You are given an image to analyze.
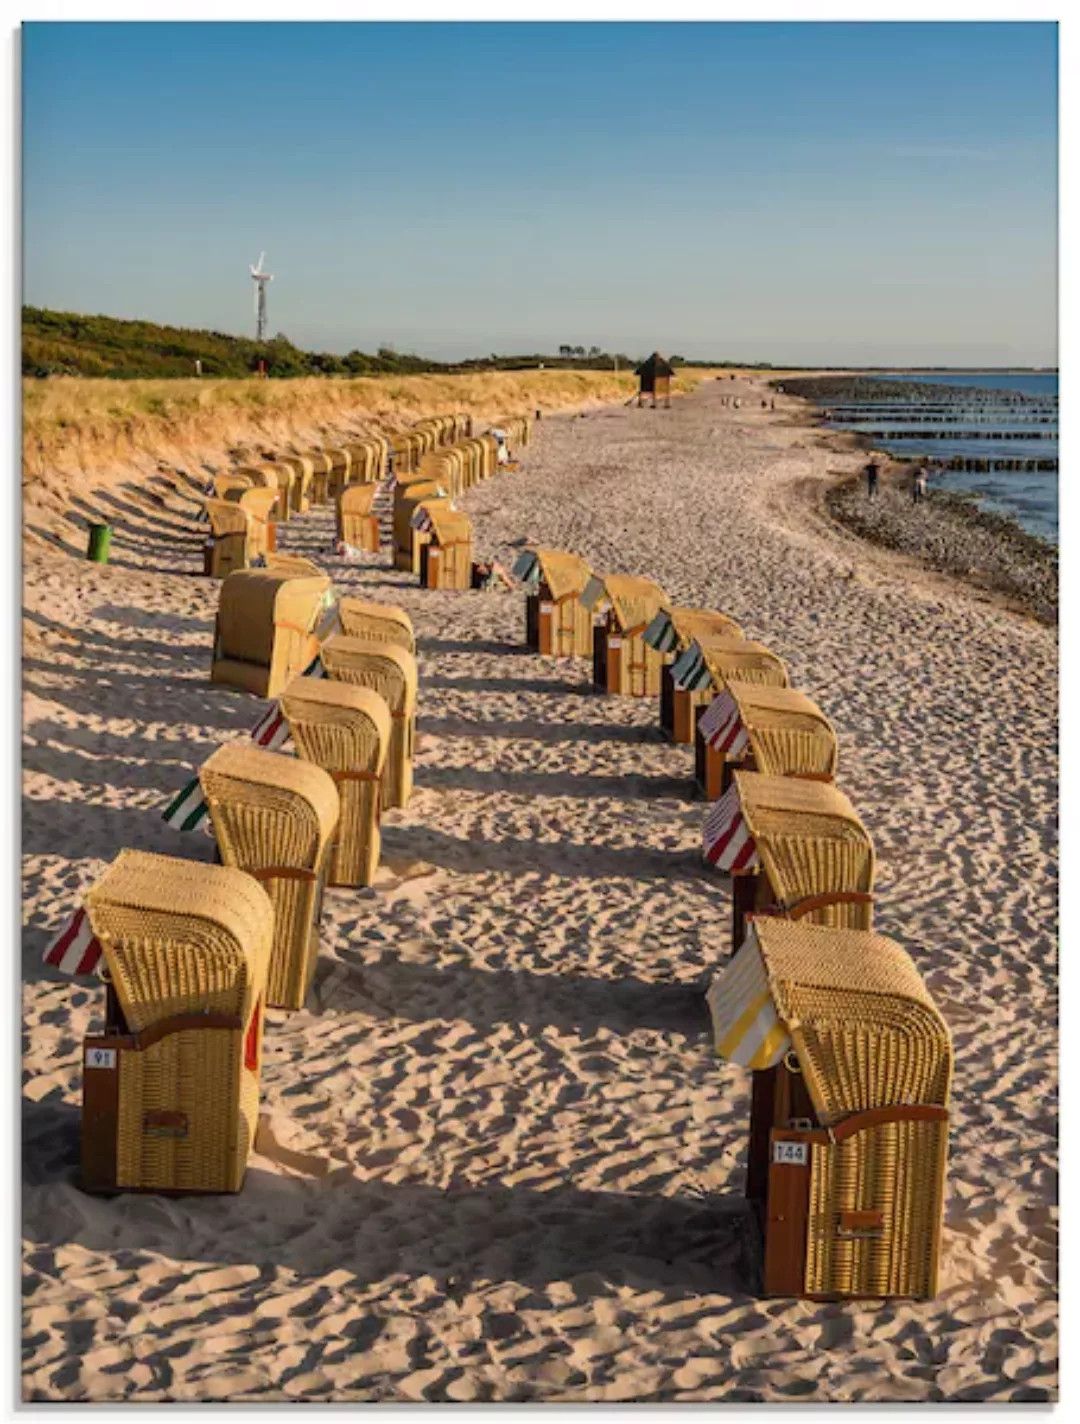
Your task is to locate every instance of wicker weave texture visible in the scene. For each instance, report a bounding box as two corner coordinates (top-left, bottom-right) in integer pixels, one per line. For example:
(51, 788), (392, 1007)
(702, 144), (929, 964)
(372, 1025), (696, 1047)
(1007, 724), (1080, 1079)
(669, 607), (744, 648)
(320, 634), (417, 808)
(211, 570), (329, 700)
(201, 743), (339, 1011)
(698, 636), (790, 690)
(736, 771), (874, 926)
(280, 676), (391, 887)
(729, 682), (839, 779)
(338, 598), (416, 653)
(85, 850), (273, 1193)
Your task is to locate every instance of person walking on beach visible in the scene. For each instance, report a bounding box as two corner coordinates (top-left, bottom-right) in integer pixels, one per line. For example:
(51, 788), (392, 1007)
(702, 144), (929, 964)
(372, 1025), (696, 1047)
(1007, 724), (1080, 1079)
(912, 466), (928, 504)
(865, 457), (880, 500)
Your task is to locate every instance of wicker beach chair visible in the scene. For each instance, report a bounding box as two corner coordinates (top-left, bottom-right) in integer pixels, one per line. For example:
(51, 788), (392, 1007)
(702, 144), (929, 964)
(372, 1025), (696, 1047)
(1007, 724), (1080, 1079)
(210, 569), (330, 699)
(707, 918), (952, 1300)
(80, 850), (273, 1195)
(701, 683), (839, 788)
(420, 507), (474, 590)
(307, 451), (334, 506)
(200, 743), (339, 1011)
(680, 636), (791, 798)
(320, 633), (417, 809)
(703, 769), (874, 952)
(646, 606), (745, 743)
(583, 573), (669, 697)
(336, 484), (380, 552)
(343, 438), (384, 487)
(204, 499), (254, 579)
(338, 597), (416, 654)
(514, 548), (596, 658)
(274, 455), (313, 515)
(280, 676), (392, 887)
(393, 479), (448, 572)
(238, 486), (279, 559)
(262, 553), (326, 580)
(214, 471), (255, 502)
(324, 447), (351, 501)
(236, 464), (284, 522)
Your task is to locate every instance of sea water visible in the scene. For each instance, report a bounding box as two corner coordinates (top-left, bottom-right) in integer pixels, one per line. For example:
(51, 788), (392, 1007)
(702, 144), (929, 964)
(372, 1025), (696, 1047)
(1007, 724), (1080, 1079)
(845, 372), (1059, 543)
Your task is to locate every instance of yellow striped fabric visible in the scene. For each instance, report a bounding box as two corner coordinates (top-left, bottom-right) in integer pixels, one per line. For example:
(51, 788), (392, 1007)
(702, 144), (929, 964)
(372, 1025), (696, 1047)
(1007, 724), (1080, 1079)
(706, 928), (792, 1069)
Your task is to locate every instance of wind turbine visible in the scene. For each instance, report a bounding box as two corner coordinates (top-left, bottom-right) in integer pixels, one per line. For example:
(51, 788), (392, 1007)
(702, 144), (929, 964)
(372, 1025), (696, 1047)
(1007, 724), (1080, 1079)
(250, 252), (273, 343)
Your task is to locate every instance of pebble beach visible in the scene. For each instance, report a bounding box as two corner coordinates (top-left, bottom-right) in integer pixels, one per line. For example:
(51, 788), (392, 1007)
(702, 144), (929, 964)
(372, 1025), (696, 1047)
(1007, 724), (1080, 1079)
(21, 376), (1058, 1402)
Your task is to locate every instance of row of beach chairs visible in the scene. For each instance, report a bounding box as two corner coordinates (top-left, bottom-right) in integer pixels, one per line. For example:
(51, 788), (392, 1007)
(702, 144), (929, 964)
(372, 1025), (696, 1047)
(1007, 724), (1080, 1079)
(45, 408), (532, 1201)
(511, 545), (952, 1304)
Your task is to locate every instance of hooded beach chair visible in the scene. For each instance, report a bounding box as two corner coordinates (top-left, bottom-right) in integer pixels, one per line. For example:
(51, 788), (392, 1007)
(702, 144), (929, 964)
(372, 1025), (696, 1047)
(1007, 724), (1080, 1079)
(210, 568), (330, 699)
(699, 684), (839, 792)
(215, 471), (255, 502)
(204, 499), (254, 579)
(320, 633), (417, 809)
(324, 447), (351, 501)
(236, 464), (284, 522)
(703, 769), (874, 953)
(280, 676), (391, 887)
(262, 553), (326, 580)
(338, 597), (416, 654)
(274, 455), (313, 515)
(200, 743), (339, 1011)
(343, 437), (384, 487)
(238, 486), (279, 558)
(645, 606), (745, 743)
(676, 636), (790, 798)
(582, 573), (669, 697)
(307, 450), (334, 506)
(707, 918), (952, 1300)
(80, 850), (272, 1195)
(420, 507), (474, 590)
(336, 484), (380, 552)
(514, 548), (595, 658)
(393, 478), (448, 572)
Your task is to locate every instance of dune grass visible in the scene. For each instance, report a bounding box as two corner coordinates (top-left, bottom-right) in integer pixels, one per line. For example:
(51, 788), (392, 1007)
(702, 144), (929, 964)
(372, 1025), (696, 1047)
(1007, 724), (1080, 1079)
(22, 367), (716, 494)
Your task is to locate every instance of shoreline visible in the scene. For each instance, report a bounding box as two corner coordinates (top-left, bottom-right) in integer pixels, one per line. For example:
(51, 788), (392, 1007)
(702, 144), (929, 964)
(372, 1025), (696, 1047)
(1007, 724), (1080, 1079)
(771, 382), (1057, 627)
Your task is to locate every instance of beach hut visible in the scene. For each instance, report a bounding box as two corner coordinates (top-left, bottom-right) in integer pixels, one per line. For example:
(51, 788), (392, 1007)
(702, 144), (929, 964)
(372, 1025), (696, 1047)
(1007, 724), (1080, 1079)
(707, 918), (952, 1299)
(320, 633), (417, 808)
(203, 499), (254, 579)
(703, 770), (874, 952)
(582, 573), (669, 696)
(200, 744), (339, 1011)
(419, 507), (475, 591)
(80, 850), (273, 1195)
(280, 676), (391, 887)
(337, 484), (380, 552)
(669, 636), (790, 798)
(699, 684), (838, 791)
(513, 548), (595, 658)
(636, 352), (674, 409)
(338, 597), (416, 654)
(645, 607), (745, 743)
(238, 486), (278, 558)
(210, 569), (330, 699)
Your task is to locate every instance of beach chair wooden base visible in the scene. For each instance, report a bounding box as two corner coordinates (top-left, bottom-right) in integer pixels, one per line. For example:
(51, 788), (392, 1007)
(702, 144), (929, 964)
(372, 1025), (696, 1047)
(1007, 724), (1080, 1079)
(591, 622), (622, 692)
(695, 715), (725, 800)
(266, 523), (277, 553)
(420, 543), (471, 591)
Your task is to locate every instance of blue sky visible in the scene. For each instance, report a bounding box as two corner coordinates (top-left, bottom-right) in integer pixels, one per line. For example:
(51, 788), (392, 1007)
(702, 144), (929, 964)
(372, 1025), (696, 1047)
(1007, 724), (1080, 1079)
(22, 21), (1058, 365)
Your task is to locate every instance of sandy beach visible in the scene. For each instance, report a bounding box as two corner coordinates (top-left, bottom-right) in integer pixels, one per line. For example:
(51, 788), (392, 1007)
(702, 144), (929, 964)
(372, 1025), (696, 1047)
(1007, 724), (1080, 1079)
(22, 376), (1057, 1402)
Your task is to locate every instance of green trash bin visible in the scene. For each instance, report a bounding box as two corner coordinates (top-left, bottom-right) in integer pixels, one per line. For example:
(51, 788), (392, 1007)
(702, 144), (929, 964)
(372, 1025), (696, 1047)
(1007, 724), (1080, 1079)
(87, 523), (112, 564)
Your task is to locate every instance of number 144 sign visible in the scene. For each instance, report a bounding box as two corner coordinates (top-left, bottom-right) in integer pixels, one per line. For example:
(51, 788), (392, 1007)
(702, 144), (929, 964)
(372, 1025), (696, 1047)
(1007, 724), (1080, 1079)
(773, 1140), (809, 1166)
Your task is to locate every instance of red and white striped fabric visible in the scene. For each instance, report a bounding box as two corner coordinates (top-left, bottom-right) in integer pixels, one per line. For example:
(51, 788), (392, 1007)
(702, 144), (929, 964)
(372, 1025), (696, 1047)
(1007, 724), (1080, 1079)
(702, 783), (759, 871)
(699, 687), (750, 758)
(42, 907), (103, 977)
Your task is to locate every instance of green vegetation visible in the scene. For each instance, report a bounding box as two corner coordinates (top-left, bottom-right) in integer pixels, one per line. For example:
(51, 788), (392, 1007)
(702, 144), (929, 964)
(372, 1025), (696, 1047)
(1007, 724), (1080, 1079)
(22, 307), (646, 380)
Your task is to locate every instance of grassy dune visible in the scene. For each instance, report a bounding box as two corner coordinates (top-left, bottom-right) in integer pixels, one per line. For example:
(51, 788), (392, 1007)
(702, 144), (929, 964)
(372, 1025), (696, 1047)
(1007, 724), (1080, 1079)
(23, 367), (721, 506)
